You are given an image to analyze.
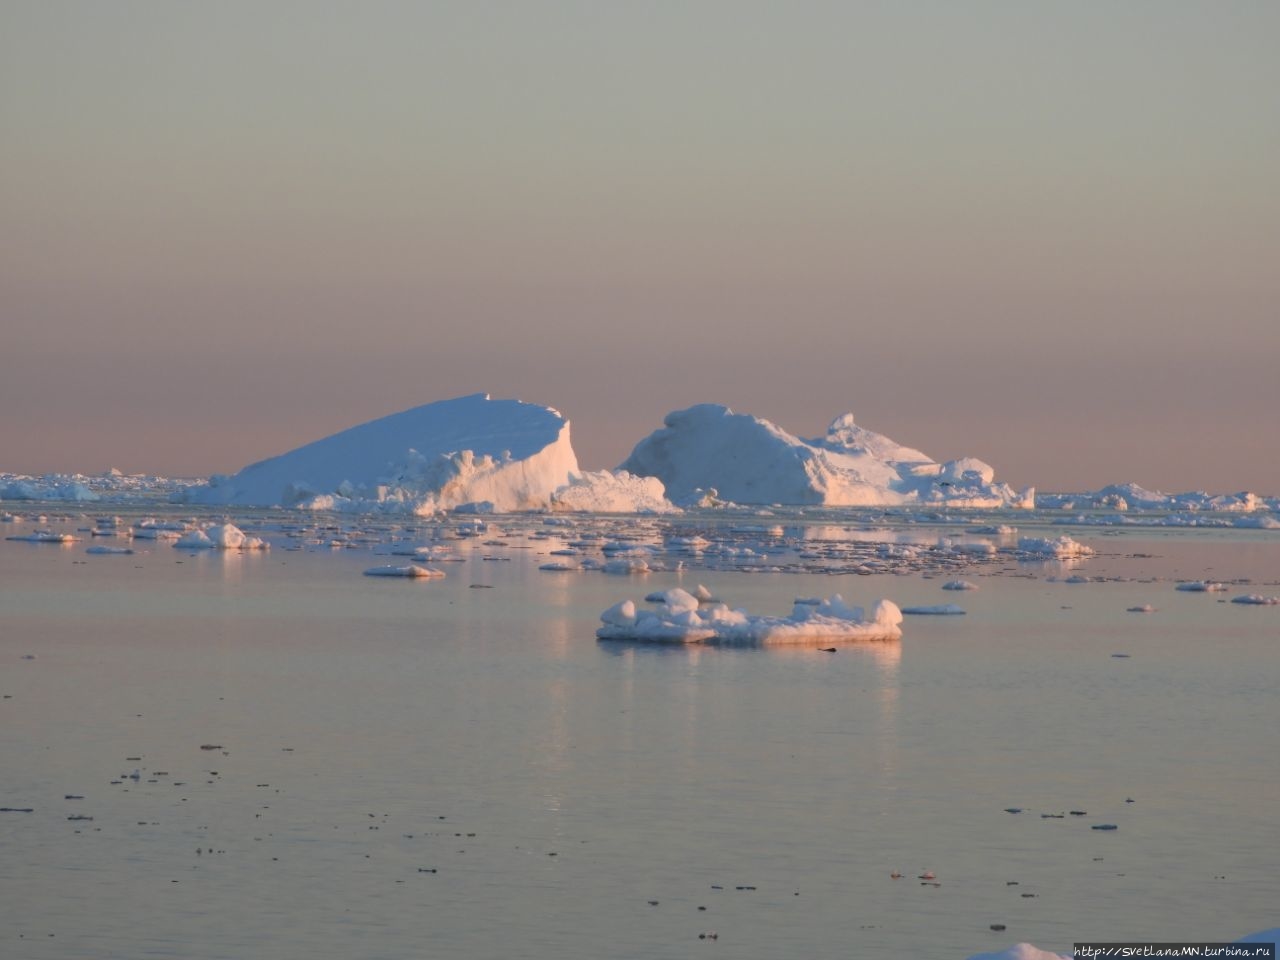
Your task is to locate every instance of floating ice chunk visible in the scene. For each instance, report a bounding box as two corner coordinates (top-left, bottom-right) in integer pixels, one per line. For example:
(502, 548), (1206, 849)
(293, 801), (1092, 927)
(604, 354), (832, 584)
(5, 530), (79, 543)
(1127, 604), (1156, 613)
(175, 529), (215, 549)
(596, 590), (901, 645)
(942, 580), (978, 591)
(900, 604), (966, 615)
(1231, 594), (1279, 605)
(603, 556), (650, 574)
(363, 564), (445, 578)
(1018, 536), (1094, 558)
(172, 524), (268, 550)
(133, 519), (188, 540)
(1175, 581), (1227, 592)
(85, 545), (135, 555)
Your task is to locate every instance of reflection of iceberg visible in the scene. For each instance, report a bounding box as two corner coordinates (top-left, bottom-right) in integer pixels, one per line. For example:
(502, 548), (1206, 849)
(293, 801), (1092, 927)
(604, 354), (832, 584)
(596, 588), (902, 645)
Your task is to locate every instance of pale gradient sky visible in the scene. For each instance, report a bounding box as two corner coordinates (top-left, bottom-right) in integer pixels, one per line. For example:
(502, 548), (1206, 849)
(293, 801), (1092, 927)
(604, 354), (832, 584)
(2, 1), (1277, 493)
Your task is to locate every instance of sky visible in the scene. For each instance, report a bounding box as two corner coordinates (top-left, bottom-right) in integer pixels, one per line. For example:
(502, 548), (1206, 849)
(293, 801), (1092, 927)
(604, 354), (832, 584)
(2, 1), (1277, 493)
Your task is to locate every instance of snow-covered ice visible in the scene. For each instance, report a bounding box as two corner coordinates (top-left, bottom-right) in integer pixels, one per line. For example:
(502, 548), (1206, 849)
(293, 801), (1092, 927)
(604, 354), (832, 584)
(620, 404), (1033, 509)
(596, 587), (902, 644)
(197, 394), (579, 514)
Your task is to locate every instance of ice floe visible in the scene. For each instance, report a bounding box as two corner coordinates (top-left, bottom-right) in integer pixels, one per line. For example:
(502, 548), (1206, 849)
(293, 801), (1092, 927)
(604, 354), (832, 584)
(174, 523), (268, 550)
(596, 587), (902, 644)
(5, 530), (79, 543)
(363, 564), (446, 578)
(1017, 536), (1094, 558)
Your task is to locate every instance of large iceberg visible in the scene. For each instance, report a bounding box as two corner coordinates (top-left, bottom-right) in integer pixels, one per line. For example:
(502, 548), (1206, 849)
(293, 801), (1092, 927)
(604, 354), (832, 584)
(619, 404), (1033, 509)
(197, 394), (579, 513)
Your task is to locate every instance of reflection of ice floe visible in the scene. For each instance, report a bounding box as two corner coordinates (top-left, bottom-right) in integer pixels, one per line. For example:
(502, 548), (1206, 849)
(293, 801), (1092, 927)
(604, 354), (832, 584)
(596, 588), (902, 645)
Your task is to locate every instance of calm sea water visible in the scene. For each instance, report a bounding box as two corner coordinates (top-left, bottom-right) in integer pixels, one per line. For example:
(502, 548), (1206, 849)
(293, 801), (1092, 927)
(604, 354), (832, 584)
(2, 512), (1277, 959)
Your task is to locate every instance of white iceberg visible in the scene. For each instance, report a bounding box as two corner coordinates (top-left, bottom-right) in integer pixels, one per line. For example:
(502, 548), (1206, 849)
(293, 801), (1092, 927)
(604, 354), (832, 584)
(619, 404), (1032, 508)
(596, 587), (902, 645)
(197, 394), (579, 514)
